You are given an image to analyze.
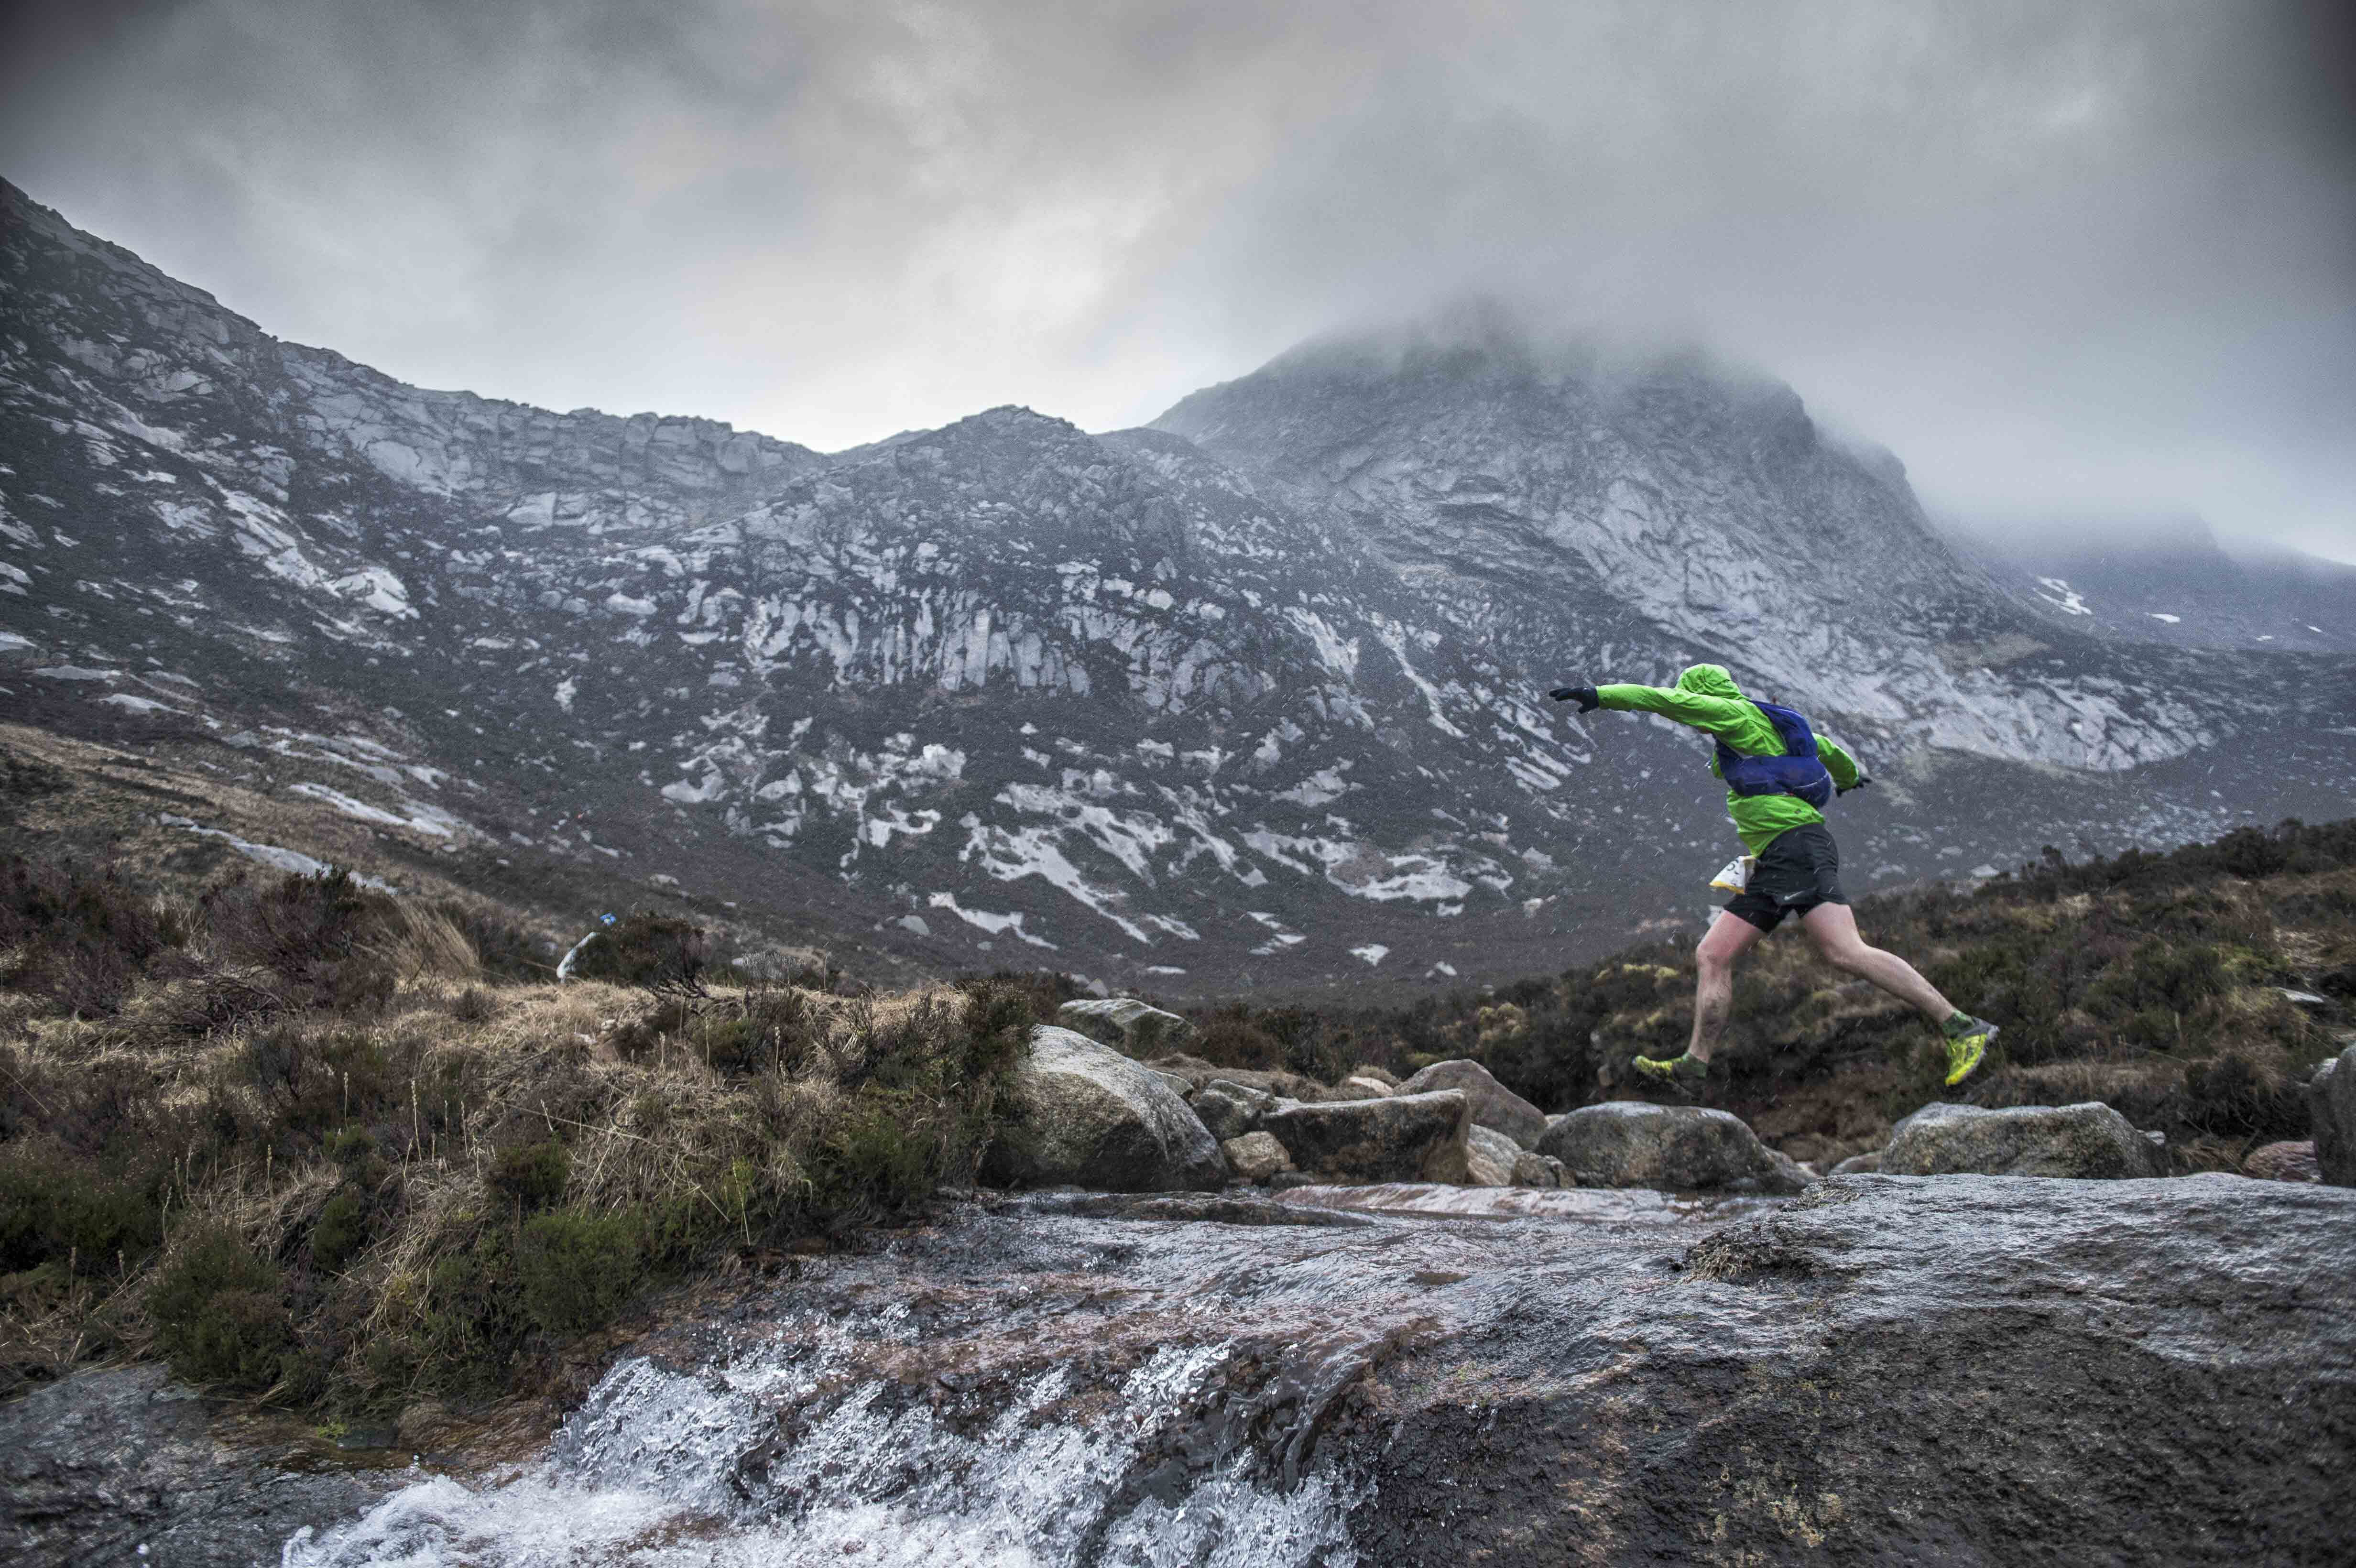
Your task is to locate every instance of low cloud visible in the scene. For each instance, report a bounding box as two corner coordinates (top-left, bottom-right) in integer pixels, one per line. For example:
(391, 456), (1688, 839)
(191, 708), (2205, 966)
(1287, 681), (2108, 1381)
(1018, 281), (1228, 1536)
(3, 0), (2350, 557)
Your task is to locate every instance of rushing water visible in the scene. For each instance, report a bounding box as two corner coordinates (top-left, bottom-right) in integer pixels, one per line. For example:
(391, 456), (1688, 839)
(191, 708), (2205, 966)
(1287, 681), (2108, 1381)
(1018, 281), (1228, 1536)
(283, 1186), (1774, 1568)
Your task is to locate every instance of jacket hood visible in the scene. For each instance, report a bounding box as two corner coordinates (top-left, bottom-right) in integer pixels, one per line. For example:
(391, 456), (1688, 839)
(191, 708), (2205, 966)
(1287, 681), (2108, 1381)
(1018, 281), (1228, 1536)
(1675, 663), (1744, 700)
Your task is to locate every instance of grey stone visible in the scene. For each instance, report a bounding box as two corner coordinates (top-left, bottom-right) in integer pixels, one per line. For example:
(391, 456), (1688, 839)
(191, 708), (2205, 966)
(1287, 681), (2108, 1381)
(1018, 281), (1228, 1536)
(1221, 1131), (1294, 1181)
(1428, 1120), (1520, 1186)
(1536, 1101), (1812, 1194)
(2308, 1047), (2356, 1186)
(1510, 1150), (1567, 1188)
(2243, 1140), (2320, 1182)
(0, 1365), (401, 1568)
(1193, 1078), (1277, 1142)
(982, 1026), (1226, 1192)
(1398, 1058), (1549, 1148)
(1261, 1089), (1470, 1183)
(1882, 1100), (2167, 1179)
(1058, 997), (1196, 1053)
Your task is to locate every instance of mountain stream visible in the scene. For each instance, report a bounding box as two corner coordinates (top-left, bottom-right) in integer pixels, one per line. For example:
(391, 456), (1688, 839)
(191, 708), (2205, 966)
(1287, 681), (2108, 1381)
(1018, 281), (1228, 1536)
(281, 1186), (1772, 1567)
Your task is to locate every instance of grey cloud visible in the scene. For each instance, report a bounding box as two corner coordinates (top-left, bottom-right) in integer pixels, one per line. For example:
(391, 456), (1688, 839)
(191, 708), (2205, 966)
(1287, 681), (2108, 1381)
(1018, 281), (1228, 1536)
(2, 0), (2349, 559)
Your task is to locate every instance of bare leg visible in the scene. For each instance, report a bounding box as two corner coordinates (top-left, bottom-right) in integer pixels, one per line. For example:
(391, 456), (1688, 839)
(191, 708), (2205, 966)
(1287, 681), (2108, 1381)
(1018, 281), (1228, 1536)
(1799, 903), (1955, 1020)
(1685, 911), (1766, 1064)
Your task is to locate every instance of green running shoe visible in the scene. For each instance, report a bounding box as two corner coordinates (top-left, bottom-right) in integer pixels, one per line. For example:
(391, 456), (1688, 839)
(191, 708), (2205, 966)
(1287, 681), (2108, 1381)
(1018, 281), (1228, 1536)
(1630, 1051), (1708, 1098)
(1943, 1018), (1998, 1086)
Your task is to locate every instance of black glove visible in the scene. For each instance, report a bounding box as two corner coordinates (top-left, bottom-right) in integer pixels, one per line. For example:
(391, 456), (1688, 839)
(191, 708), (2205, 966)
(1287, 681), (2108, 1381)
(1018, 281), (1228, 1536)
(1549, 685), (1601, 713)
(1838, 775), (1872, 796)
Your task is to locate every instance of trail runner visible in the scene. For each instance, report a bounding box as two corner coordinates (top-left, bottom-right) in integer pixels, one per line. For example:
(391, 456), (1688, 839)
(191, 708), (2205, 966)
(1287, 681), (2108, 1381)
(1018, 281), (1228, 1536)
(1551, 664), (1998, 1095)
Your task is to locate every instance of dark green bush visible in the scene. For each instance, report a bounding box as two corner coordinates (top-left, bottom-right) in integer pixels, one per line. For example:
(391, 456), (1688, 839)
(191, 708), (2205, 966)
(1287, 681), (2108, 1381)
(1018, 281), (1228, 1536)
(489, 1141), (571, 1212)
(517, 1210), (645, 1333)
(148, 1228), (294, 1391)
(0, 1154), (164, 1275)
(311, 1191), (369, 1273)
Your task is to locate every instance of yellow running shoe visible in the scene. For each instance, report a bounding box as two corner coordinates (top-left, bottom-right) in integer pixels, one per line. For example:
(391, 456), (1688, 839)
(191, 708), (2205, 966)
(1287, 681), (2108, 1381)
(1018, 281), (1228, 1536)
(1943, 1018), (1998, 1086)
(1630, 1051), (1708, 1098)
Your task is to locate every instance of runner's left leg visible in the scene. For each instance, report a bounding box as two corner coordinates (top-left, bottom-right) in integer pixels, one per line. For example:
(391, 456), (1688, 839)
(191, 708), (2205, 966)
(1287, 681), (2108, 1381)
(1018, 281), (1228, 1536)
(1798, 902), (1953, 1020)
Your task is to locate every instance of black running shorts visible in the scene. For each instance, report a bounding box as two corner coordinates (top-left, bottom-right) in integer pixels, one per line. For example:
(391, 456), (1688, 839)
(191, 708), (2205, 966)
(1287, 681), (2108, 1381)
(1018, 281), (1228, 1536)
(1724, 822), (1848, 932)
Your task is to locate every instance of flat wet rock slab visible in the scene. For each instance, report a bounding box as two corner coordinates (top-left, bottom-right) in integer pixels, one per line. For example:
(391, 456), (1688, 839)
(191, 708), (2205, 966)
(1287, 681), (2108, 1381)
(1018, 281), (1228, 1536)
(0, 1364), (411, 1568)
(31, 1174), (2356, 1566)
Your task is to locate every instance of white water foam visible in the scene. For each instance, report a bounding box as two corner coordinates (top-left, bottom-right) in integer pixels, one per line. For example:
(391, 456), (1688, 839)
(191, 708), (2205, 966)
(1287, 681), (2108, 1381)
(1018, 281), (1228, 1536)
(285, 1341), (1363, 1567)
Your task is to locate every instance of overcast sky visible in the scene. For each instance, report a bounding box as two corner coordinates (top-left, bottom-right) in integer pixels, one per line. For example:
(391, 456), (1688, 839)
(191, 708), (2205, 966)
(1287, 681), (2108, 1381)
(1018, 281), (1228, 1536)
(4, 0), (2352, 559)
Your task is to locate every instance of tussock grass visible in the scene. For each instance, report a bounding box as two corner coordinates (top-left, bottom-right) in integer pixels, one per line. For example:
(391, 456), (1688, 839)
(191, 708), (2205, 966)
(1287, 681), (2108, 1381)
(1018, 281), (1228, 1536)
(0, 862), (1045, 1415)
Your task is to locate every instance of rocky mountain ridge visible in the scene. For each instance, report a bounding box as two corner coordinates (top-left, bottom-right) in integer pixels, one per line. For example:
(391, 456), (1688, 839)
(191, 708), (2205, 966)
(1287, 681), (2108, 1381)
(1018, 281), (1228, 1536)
(4, 178), (2352, 991)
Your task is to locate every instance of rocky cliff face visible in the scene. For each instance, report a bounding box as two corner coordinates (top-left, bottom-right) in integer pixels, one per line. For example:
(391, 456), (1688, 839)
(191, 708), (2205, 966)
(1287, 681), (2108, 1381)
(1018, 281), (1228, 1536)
(1152, 316), (2338, 773)
(4, 181), (2352, 989)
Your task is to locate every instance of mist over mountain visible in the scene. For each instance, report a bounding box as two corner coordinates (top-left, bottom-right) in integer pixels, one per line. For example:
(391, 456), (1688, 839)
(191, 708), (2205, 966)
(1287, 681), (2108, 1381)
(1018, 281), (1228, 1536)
(1939, 512), (2356, 655)
(5, 179), (2354, 994)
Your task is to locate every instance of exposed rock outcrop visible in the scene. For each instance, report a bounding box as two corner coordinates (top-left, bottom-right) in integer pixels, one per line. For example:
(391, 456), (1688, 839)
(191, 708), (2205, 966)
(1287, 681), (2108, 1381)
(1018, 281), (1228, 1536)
(1057, 997), (1196, 1054)
(1882, 1100), (2167, 1179)
(1260, 1089), (1470, 1183)
(2309, 1046), (2355, 1186)
(982, 1026), (1225, 1192)
(1537, 1101), (1811, 1193)
(1397, 1058), (1550, 1148)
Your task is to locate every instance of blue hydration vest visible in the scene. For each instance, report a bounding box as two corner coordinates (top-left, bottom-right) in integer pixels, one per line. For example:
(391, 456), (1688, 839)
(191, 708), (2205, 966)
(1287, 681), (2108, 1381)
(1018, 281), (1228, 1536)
(1713, 699), (1834, 808)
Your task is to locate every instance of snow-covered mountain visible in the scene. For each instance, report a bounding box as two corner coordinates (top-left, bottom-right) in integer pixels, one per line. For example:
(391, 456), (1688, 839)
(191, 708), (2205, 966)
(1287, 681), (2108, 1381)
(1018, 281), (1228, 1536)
(4, 181), (2352, 992)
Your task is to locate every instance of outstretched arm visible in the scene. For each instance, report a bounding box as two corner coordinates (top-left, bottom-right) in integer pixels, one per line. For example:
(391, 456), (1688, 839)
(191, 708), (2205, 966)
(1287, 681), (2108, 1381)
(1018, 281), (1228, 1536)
(1592, 682), (1760, 741)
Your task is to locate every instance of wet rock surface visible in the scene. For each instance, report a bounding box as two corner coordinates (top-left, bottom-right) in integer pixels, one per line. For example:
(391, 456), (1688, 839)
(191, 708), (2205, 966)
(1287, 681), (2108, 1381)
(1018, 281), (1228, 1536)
(980, 1025), (1226, 1192)
(1351, 1175), (2356, 1566)
(238, 1174), (2356, 1566)
(0, 1364), (404, 1568)
(1538, 1100), (1813, 1192)
(1884, 1099), (2167, 1179)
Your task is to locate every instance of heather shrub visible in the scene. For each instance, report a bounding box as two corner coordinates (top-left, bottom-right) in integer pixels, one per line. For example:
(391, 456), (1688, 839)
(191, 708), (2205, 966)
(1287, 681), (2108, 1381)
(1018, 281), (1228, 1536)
(147, 1228), (295, 1392)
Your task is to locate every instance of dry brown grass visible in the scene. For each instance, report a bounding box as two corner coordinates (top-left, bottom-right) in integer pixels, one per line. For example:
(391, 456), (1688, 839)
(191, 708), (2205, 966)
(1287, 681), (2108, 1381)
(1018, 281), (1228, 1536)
(2, 868), (1044, 1415)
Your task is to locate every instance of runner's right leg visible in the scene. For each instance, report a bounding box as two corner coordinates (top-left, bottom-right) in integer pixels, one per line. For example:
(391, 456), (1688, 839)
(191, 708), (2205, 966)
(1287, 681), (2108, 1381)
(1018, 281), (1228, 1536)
(1683, 910), (1765, 1065)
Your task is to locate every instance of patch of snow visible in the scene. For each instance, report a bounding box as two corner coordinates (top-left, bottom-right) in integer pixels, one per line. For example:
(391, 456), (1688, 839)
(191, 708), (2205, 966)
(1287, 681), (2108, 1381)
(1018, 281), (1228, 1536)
(0, 632), (34, 654)
(35, 665), (118, 680)
(554, 676), (578, 713)
(1350, 944), (1390, 966)
(158, 817), (395, 891)
(96, 693), (177, 713)
(2032, 577), (2092, 615)
(2146, 613), (2181, 625)
(926, 892), (1056, 948)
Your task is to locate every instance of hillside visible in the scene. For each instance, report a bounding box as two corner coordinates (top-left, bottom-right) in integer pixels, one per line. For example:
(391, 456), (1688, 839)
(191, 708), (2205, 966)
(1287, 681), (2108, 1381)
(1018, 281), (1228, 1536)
(5, 179), (2354, 993)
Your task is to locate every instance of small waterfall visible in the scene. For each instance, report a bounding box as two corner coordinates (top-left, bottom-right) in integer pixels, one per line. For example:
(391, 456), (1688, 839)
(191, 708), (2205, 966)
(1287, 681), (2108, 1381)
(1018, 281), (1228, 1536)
(284, 1295), (1372, 1567)
(282, 1187), (1773, 1567)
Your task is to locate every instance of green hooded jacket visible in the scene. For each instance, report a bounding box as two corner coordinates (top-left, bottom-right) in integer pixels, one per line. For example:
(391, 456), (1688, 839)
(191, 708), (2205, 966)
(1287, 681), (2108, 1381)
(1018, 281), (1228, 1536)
(1595, 664), (1860, 857)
